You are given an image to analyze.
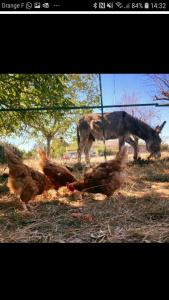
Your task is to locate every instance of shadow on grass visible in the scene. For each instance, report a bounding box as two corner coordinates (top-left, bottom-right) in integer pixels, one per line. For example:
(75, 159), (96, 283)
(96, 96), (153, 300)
(142, 173), (169, 182)
(128, 159), (155, 167)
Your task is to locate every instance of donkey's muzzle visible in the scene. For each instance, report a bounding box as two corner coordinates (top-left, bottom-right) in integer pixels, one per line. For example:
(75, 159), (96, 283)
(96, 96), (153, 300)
(148, 151), (161, 160)
(153, 152), (161, 159)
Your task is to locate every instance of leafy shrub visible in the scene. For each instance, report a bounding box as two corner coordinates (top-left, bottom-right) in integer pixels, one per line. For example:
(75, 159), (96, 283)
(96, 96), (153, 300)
(22, 149), (37, 159)
(97, 147), (118, 156)
(161, 143), (169, 152)
(51, 139), (68, 158)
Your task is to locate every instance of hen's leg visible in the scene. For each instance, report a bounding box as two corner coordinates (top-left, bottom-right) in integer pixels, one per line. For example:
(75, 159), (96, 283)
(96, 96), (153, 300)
(43, 190), (50, 199)
(13, 196), (28, 212)
(20, 185), (37, 211)
(19, 200), (29, 212)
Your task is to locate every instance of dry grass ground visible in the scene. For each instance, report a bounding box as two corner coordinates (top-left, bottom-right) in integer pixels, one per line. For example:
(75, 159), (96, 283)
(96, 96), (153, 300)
(0, 152), (169, 243)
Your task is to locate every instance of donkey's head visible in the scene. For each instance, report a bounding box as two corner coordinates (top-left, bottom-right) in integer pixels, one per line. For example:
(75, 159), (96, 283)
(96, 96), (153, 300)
(146, 121), (166, 159)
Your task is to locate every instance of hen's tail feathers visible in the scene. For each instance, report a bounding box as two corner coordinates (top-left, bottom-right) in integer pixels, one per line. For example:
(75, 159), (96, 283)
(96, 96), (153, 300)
(116, 146), (128, 167)
(3, 144), (23, 165)
(38, 148), (48, 161)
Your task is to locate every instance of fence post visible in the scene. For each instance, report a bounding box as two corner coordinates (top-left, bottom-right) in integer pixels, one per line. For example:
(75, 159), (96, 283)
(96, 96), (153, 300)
(99, 74), (107, 162)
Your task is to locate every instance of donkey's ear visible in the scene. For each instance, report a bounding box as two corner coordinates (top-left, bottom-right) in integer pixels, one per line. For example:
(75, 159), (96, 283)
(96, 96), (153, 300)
(155, 121), (166, 133)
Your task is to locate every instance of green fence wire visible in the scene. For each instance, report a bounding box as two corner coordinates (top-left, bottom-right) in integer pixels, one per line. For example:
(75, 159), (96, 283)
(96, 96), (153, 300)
(0, 102), (168, 112)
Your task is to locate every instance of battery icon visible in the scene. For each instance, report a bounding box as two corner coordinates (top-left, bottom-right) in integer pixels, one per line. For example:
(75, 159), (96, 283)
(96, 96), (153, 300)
(144, 2), (149, 8)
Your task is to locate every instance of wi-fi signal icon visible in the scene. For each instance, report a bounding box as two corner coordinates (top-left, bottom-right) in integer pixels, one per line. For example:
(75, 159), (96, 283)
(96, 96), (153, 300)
(115, 2), (123, 8)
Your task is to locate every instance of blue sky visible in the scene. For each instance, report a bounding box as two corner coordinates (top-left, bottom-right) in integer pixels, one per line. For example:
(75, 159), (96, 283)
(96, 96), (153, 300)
(100, 74), (169, 142)
(5, 74), (169, 150)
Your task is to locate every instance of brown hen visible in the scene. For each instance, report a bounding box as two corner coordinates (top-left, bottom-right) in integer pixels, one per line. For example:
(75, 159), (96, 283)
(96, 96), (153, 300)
(67, 146), (128, 196)
(4, 145), (53, 210)
(38, 149), (77, 190)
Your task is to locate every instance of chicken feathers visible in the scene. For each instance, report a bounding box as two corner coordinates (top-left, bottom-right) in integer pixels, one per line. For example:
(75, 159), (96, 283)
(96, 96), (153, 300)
(68, 146), (128, 196)
(38, 148), (77, 189)
(4, 145), (53, 206)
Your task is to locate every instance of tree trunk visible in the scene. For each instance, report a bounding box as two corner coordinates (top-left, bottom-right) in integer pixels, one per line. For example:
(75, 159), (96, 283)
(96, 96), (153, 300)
(46, 136), (52, 158)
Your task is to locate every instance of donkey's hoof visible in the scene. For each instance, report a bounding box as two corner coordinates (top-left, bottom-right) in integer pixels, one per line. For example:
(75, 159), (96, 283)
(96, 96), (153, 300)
(134, 157), (141, 161)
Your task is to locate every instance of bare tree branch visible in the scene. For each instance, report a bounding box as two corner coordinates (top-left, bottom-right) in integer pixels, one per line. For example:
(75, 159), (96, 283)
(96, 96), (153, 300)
(154, 95), (169, 101)
(149, 74), (169, 101)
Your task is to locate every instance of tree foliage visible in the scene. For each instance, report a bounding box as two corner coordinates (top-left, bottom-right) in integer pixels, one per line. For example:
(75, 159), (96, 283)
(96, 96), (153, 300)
(0, 74), (100, 155)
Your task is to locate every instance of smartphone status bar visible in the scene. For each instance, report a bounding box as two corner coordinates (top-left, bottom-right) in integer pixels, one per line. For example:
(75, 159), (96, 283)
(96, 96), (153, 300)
(0, 1), (168, 11)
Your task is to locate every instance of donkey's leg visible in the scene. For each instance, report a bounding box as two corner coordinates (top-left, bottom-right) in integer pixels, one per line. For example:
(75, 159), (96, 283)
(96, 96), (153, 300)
(125, 136), (138, 160)
(133, 136), (139, 160)
(77, 137), (88, 165)
(84, 138), (93, 167)
(119, 137), (125, 152)
(77, 142), (83, 164)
